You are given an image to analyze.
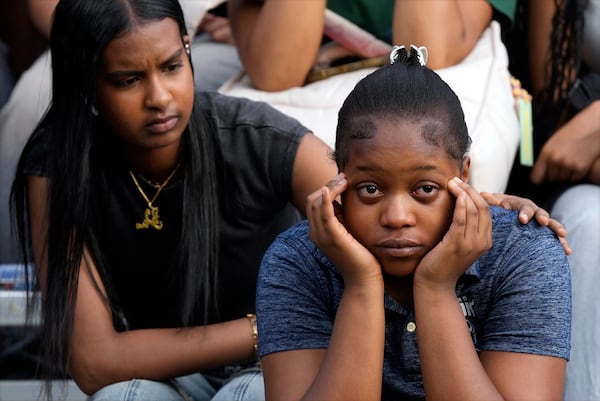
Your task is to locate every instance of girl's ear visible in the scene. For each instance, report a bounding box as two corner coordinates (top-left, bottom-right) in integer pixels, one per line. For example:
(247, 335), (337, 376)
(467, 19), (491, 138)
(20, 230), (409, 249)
(460, 155), (471, 182)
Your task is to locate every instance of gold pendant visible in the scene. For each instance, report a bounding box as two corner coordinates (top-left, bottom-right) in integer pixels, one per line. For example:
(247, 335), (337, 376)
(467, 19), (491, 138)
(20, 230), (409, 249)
(135, 204), (163, 230)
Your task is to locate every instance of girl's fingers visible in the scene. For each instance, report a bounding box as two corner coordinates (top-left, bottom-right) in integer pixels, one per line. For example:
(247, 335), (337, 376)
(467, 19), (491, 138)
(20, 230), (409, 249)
(451, 177), (487, 209)
(307, 174), (347, 243)
(445, 179), (468, 253)
(320, 174), (347, 222)
(325, 173), (347, 198)
(457, 178), (492, 243)
(448, 177), (491, 248)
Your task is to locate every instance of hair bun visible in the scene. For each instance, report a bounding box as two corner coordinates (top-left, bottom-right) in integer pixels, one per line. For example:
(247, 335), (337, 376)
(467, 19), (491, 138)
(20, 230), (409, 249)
(389, 45), (428, 67)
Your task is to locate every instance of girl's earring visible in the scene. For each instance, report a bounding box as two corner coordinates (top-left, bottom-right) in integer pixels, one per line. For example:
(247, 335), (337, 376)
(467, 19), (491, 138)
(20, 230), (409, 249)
(91, 105), (99, 116)
(185, 43), (190, 55)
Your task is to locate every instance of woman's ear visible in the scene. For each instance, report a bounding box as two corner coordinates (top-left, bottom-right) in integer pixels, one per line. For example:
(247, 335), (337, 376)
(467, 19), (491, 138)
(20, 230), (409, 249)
(460, 155), (471, 182)
(183, 35), (191, 55)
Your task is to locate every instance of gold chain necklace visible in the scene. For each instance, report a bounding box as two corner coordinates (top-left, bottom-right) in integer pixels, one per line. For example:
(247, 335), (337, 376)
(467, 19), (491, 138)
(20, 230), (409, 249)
(129, 162), (180, 230)
(138, 174), (162, 189)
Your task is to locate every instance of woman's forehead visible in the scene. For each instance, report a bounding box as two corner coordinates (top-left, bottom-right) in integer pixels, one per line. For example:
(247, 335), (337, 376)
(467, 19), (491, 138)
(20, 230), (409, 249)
(102, 18), (181, 65)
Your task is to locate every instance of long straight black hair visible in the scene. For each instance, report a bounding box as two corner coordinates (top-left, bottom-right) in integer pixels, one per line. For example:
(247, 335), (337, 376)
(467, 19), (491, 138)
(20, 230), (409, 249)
(10, 0), (221, 392)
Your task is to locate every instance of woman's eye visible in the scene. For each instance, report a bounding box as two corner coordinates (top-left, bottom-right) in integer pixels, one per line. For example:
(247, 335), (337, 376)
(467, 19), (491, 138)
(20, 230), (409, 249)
(165, 63), (183, 73)
(114, 76), (139, 88)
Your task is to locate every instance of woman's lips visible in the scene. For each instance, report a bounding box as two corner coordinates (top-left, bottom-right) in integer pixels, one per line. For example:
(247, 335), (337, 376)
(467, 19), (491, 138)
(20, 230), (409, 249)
(146, 116), (178, 134)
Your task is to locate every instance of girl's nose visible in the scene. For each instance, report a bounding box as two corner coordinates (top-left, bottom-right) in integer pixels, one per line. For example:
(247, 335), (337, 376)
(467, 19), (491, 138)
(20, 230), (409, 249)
(380, 196), (416, 228)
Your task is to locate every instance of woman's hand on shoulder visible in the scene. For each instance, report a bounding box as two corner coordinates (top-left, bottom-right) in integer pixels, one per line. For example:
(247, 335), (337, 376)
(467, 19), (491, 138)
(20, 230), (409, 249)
(306, 173), (382, 288)
(481, 192), (571, 255)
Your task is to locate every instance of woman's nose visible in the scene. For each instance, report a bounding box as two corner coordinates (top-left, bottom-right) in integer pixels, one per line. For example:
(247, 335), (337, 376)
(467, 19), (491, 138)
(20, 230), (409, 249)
(144, 75), (172, 109)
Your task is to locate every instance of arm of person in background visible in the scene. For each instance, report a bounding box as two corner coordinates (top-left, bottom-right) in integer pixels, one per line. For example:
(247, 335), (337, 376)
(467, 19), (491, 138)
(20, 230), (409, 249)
(526, 0), (553, 95)
(197, 11), (235, 45)
(228, 0), (494, 91)
(531, 100), (600, 185)
(28, 0), (58, 39)
(228, 0), (326, 91)
(527, 0), (600, 186)
(392, 0), (493, 70)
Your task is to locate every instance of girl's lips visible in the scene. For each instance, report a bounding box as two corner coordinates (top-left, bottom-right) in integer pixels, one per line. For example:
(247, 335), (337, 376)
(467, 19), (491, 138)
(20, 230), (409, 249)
(376, 245), (423, 258)
(375, 238), (423, 258)
(146, 116), (178, 133)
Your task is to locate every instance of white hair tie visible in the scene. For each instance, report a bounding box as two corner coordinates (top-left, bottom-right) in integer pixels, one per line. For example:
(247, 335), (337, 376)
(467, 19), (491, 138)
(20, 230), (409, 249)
(390, 45), (428, 67)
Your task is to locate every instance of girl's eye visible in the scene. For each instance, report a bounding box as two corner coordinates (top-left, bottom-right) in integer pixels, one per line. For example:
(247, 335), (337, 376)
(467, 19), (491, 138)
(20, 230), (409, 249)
(365, 185), (378, 194)
(412, 184), (439, 198)
(357, 184), (383, 199)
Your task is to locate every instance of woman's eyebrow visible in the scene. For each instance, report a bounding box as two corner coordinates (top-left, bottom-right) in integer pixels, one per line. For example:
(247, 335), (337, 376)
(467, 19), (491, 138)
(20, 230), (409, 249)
(159, 47), (185, 67)
(103, 47), (185, 78)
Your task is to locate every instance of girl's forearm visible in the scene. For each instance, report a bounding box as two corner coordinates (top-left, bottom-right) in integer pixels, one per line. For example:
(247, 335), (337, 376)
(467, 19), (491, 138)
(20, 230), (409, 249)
(303, 282), (385, 401)
(413, 284), (503, 400)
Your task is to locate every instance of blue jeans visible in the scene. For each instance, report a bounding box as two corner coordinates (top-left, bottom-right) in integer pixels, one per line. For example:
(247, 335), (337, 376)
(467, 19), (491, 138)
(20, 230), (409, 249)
(88, 365), (264, 401)
(554, 185), (600, 401)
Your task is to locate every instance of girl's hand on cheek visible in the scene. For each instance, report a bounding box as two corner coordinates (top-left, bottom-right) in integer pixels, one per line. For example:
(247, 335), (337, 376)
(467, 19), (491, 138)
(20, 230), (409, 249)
(306, 173), (382, 288)
(414, 178), (492, 290)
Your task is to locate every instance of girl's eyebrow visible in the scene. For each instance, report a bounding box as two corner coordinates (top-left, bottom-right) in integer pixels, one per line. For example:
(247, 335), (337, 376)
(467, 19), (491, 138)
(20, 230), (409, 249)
(354, 164), (439, 172)
(413, 165), (438, 171)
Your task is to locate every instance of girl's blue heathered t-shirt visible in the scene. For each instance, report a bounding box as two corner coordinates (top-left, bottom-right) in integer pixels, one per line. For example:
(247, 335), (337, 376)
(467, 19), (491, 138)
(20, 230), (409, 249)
(257, 206), (571, 400)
